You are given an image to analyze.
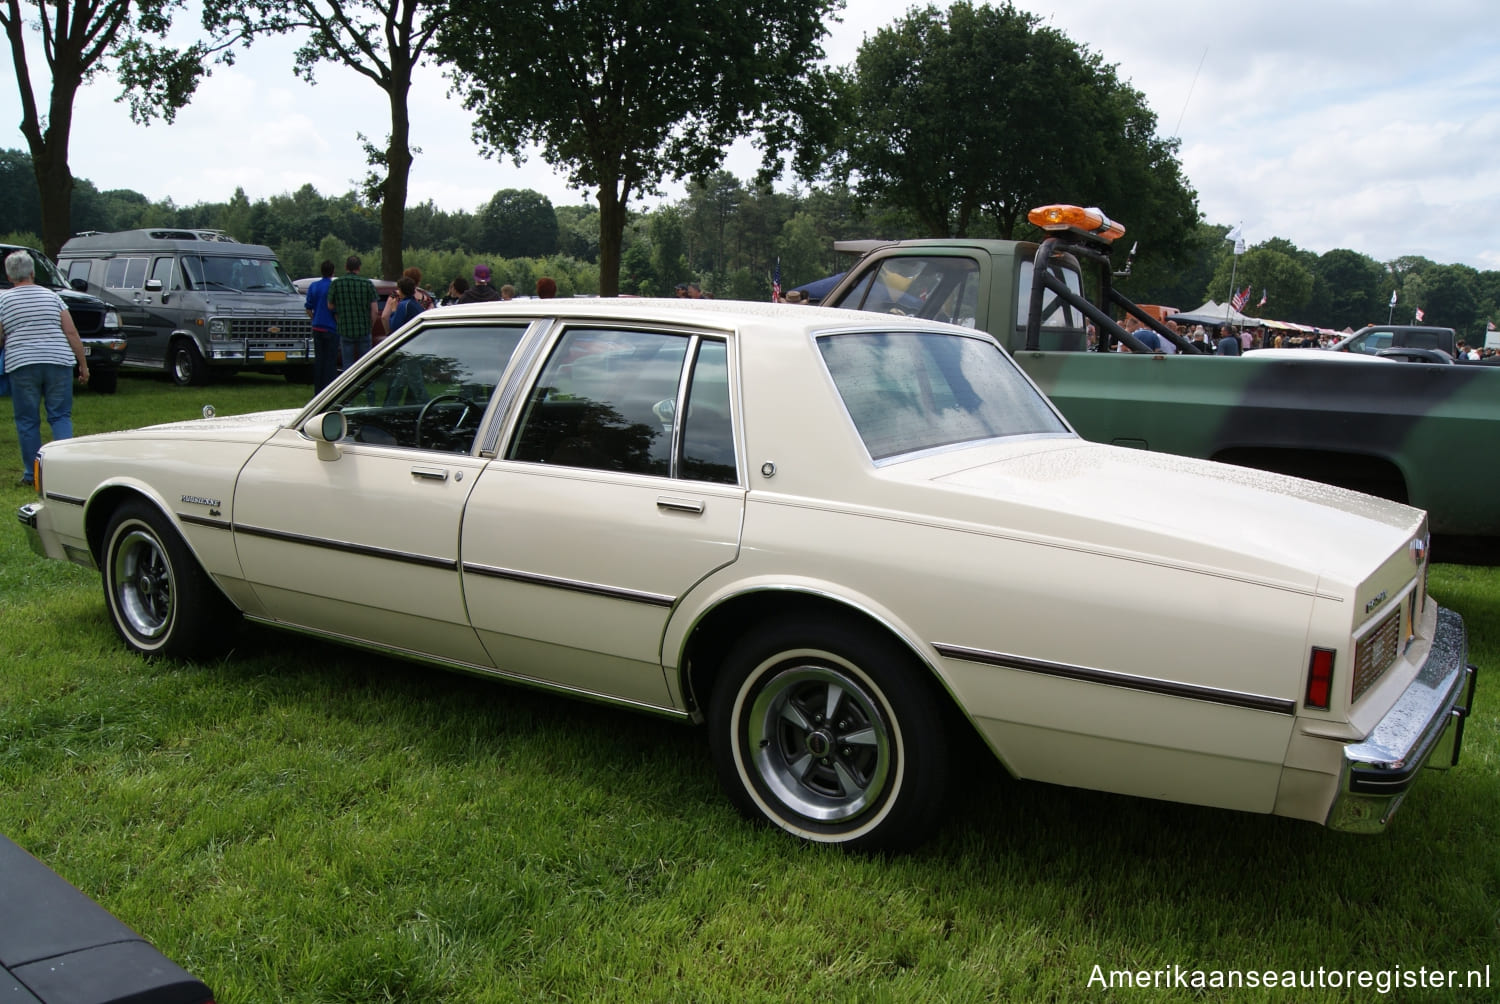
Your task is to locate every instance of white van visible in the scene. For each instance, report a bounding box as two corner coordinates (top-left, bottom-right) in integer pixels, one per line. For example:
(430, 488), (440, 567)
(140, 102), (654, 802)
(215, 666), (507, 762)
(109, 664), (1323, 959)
(58, 229), (314, 385)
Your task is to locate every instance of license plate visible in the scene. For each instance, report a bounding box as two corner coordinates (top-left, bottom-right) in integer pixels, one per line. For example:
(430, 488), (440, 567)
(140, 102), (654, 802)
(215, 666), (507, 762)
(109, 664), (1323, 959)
(264, 351), (287, 362)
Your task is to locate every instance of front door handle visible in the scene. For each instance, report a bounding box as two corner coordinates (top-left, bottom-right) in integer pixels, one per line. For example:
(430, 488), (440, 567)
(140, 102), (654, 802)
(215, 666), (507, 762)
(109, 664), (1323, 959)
(656, 496), (704, 514)
(410, 465), (448, 481)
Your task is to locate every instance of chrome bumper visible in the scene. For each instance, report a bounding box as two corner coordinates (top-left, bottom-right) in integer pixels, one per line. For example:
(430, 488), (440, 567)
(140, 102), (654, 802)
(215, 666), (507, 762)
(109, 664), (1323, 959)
(1327, 605), (1476, 833)
(17, 501), (48, 558)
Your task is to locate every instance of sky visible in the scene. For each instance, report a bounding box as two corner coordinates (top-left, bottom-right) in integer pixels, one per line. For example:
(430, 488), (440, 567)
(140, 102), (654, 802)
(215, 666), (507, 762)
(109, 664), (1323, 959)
(3, 1), (1498, 271)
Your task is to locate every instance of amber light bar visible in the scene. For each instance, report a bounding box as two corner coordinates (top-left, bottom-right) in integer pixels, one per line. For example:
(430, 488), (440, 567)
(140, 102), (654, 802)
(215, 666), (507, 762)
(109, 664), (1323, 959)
(1027, 204), (1126, 243)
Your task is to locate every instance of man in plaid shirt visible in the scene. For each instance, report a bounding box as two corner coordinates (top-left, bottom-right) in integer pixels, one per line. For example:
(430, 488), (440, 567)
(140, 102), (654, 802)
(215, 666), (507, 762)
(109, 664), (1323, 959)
(327, 255), (377, 371)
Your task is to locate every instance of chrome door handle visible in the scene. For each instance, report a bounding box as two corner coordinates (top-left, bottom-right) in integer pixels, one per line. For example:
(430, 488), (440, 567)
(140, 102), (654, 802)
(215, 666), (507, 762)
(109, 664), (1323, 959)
(410, 465), (448, 481)
(656, 496), (704, 514)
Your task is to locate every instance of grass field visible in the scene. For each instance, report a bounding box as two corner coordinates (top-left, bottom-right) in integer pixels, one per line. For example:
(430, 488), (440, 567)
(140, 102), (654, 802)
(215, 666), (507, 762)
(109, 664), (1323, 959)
(2, 372), (1496, 1002)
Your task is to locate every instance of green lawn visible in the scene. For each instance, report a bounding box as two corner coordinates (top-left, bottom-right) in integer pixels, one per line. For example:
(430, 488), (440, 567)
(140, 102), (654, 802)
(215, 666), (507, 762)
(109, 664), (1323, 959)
(2, 372), (1496, 1002)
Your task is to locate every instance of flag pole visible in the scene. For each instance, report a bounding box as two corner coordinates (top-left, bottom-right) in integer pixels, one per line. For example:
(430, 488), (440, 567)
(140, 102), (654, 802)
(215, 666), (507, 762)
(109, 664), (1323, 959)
(1224, 222), (1244, 327)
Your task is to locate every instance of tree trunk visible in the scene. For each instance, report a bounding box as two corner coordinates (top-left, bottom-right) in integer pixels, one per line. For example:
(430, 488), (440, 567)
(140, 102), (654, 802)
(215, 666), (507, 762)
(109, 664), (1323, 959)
(596, 184), (627, 297)
(30, 62), (81, 259)
(380, 75), (413, 280)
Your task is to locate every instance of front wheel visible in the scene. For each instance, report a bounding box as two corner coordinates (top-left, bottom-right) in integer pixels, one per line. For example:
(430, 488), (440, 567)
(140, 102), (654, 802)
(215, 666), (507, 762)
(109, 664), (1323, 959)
(88, 369), (118, 394)
(708, 617), (951, 851)
(169, 340), (208, 386)
(101, 501), (238, 658)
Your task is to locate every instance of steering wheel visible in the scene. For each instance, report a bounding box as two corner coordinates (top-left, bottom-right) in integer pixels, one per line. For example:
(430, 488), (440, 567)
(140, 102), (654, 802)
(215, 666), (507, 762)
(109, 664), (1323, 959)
(415, 394), (472, 450)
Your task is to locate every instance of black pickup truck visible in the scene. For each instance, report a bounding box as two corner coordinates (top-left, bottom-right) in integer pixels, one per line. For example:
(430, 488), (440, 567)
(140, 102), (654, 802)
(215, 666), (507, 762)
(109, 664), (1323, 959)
(1, 244), (126, 394)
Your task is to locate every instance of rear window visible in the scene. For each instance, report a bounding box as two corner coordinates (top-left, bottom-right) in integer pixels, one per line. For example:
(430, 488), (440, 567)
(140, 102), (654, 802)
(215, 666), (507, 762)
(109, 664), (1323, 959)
(817, 329), (1067, 461)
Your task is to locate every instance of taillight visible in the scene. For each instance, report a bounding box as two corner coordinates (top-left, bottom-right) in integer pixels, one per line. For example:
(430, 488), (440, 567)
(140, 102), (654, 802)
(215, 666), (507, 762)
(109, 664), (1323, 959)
(1305, 648), (1335, 710)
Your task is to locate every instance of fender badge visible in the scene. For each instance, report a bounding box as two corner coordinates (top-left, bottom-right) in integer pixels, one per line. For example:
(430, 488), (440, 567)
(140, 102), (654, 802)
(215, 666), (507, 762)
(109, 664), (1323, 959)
(1364, 590), (1388, 615)
(181, 494), (222, 507)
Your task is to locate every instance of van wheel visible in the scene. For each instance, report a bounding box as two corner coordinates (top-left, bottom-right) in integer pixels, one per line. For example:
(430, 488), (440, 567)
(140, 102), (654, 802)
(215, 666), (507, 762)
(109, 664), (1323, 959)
(169, 340), (208, 386)
(101, 501), (239, 658)
(708, 616), (951, 851)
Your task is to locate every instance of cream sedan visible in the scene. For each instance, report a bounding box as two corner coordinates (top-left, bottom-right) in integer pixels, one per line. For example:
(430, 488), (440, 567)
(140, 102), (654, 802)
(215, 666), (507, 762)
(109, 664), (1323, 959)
(19, 300), (1476, 849)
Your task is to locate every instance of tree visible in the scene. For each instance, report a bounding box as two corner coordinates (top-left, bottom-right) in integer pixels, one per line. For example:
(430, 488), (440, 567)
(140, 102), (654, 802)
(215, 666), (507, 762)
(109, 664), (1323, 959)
(1206, 245), (1314, 318)
(437, 0), (842, 296)
(839, 2), (1196, 258)
(1309, 249), (1384, 330)
(204, 0), (447, 279)
(476, 189), (559, 259)
(1412, 264), (1480, 334)
(0, 148), (41, 235)
(2, 0), (224, 256)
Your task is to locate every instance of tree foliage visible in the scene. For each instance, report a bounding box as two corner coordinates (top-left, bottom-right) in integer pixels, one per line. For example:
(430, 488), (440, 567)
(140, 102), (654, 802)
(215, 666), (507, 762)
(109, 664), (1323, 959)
(838, 0), (1197, 268)
(477, 189), (559, 259)
(436, 0), (843, 296)
(1, 0), (227, 256)
(204, 0), (447, 279)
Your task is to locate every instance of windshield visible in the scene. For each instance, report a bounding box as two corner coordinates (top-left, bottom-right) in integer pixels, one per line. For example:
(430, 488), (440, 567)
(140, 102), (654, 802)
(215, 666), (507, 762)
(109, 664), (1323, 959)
(181, 255), (296, 293)
(0, 248), (68, 289)
(818, 329), (1068, 462)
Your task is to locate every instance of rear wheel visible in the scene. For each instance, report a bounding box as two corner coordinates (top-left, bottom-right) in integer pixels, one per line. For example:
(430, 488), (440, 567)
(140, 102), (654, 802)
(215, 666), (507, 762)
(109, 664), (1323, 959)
(708, 617), (951, 851)
(169, 340), (208, 386)
(101, 501), (238, 658)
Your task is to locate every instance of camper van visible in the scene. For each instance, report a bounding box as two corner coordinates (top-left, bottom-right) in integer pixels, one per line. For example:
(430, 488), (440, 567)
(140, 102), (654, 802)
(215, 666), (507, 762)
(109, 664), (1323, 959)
(58, 229), (314, 385)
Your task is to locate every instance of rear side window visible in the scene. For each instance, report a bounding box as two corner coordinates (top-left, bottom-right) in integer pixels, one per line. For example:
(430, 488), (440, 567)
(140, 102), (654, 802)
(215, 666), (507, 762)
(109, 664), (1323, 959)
(509, 327), (738, 483)
(103, 256), (148, 290)
(66, 259), (92, 288)
(818, 329), (1067, 462)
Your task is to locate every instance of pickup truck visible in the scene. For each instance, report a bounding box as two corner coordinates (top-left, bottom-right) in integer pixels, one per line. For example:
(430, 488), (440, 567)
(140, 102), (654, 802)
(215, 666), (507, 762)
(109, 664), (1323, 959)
(1332, 324), (1459, 361)
(820, 205), (1500, 547)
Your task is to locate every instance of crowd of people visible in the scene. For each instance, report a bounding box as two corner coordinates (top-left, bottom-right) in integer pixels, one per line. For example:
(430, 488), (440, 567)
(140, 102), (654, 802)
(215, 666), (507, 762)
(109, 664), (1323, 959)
(1109, 314), (1346, 354)
(300, 260), (561, 391)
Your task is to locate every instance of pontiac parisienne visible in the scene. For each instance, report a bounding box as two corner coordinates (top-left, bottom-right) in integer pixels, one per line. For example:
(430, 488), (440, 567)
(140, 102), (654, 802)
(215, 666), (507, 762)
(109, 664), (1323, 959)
(18, 299), (1476, 849)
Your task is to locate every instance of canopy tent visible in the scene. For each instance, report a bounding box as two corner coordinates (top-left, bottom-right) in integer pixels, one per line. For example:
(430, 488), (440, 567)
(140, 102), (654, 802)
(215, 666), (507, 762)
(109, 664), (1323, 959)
(1167, 300), (1263, 327)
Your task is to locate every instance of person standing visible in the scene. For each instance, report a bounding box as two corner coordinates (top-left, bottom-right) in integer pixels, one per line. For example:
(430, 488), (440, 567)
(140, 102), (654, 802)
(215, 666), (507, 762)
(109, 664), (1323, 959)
(386, 276), (426, 332)
(458, 263), (501, 303)
(327, 255), (377, 372)
(0, 250), (90, 486)
(304, 259), (339, 391)
(379, 266), (436, 334)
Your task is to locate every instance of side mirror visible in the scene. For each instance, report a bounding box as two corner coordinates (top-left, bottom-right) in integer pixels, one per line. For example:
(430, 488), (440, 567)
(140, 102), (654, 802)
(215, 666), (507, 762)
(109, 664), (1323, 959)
(303, 411), (347, 461)
(69, 278), (87, 292)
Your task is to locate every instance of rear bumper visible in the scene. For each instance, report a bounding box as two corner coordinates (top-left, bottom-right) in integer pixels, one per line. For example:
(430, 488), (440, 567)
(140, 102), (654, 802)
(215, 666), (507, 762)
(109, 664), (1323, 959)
(1326, 605), (1476, 832)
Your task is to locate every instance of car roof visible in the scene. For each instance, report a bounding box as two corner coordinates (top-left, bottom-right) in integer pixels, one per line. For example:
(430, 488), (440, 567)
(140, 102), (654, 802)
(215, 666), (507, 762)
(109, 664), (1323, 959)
(418, 296), (983, 340)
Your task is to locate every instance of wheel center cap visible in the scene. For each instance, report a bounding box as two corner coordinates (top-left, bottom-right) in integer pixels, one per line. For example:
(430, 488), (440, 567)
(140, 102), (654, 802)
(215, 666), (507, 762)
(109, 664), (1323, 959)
(806, 730), (832, 757)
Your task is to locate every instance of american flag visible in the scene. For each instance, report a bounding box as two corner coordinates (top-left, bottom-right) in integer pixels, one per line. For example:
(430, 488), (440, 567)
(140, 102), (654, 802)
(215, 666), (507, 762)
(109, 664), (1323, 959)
(1257, 289), (1267, 308)
(771, 258), (781, 303)
(1415, 307), (1425, 322)
(1230, 285), (1251, 311)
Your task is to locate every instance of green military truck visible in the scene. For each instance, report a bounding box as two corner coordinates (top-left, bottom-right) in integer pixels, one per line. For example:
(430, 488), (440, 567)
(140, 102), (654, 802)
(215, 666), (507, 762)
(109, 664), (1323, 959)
(821, 204), (1500, 548)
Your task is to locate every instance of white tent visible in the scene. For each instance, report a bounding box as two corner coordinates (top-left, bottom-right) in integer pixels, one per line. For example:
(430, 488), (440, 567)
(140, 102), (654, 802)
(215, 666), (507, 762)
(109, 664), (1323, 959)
(1167, 300), (1262, 327)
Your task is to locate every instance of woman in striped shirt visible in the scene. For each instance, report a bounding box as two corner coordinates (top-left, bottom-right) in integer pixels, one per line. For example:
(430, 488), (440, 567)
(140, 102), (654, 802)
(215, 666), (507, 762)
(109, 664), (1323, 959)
(0, 250), (90, 487)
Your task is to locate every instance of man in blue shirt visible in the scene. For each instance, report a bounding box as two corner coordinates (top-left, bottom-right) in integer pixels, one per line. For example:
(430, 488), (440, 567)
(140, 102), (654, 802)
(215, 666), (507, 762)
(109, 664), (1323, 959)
(304, 259), (339, 391)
